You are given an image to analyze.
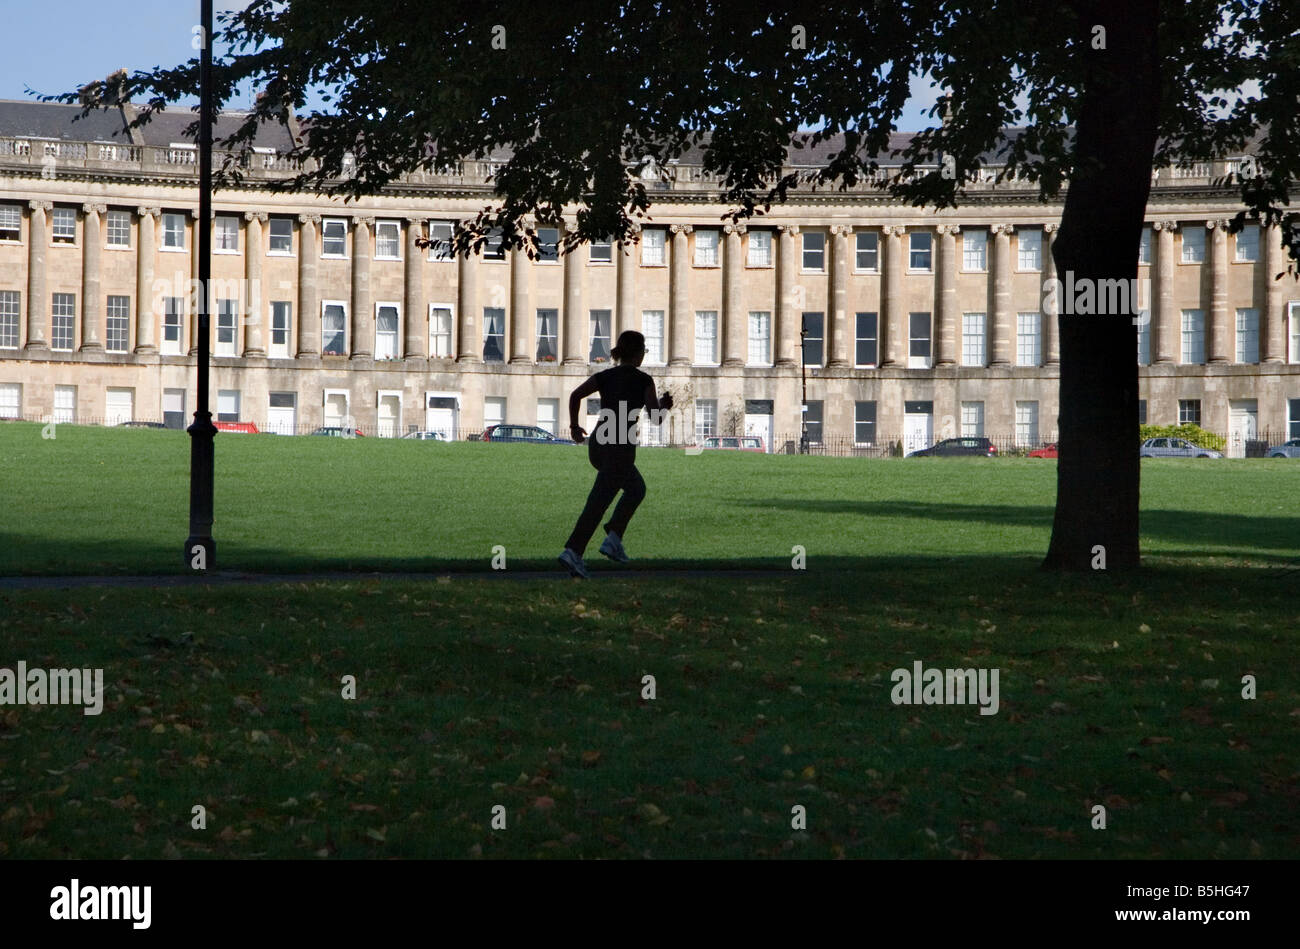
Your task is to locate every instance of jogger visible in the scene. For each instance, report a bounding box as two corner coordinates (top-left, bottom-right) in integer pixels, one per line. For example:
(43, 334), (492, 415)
(558, 330), (672, 578)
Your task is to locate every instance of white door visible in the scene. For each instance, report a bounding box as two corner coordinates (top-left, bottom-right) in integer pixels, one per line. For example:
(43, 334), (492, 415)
(744, 412), (774, 453)
(426, 395), (458, 439)
(377, 394), (400, 438)
(1229, 400), (1257, 458)
(904, 412), (933, 454)
(162, 388), (186, 429)
(267, 394), (296, 435)
(105, 387), (134, 426)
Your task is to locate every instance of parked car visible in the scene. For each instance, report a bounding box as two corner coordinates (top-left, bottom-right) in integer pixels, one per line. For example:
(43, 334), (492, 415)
(214, 421), (259, 434)
(481, 424), (575, 445)
(1266, 438), (1300, 458)
(701, 435), (765, 452)
(401, 430), (449, 441)
(1139, 437), (1222, 458)
(1028, 442), (1059, 458)
(907, 437), (998, 457)
(118, 420), (167, 429)
(309, 426), (366, 437)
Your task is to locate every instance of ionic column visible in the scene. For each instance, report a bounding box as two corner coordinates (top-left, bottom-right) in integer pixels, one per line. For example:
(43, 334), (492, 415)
(134, 206), (159, 353)
(348, 216), (372, 359)
(827, 224), (852, 368)
(721, 222), (747, 366)
(1153, 220), (1177, 363)
(456, 249), (480, 362)
(668, 223), (693, 366)
(564, 221), (586, 364)
(774, 224), (800, 366)
(243, 211), (266, 356)
(935, 224), (959, 366)
(296, 213), (320, 356)
(1263, 221), (1286, 363)
(1042, 223), (1059, 365)
(80, 203), (106, 351)
(23, 201), (51, 350)
(989, 223), (1013, 367)
(615, 224), (639, 358)
(1207, 219), (1230, 363)
(881, 224), (906, 366)
(404, 217), (426, 360)
(509, 231), (531, 363)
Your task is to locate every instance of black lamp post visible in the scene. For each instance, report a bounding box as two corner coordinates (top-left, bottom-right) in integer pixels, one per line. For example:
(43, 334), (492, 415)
(798, 314), (809, 455)
(184, 0), (217, 571)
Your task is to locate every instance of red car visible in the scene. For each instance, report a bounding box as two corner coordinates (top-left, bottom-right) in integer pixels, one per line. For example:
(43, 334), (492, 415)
(214, 421), (260, 434)
(1028, 443), (1058, 458)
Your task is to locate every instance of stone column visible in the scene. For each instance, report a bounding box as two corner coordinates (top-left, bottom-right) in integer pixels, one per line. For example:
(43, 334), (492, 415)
(457, 249), (480, 362)
(1262, 221), (1286, 363)
(721, 222), (747, 366)
(23, 201), (51, 350)
(775, 224), (800, 366)
(616, 224), (642, 353)
(989, 223), (1013, 367)
(296, 213), (320, 356)
(881, 225), (906, 366)
(935, 224), (959, 366)
(80, 203), (106, 351)
(404, 217), (426, 360)
(564, 221), (587, 365)
(243, 211), (266, 356)
(827, 224), (852, 367)
(1042, 223), (1059, 365)
(134, 206), (159, 353)
(1207, 219), (1230, 363)
(668, 223), (693, 366)
(1153, 220), (1177, 363)
(349, 216), (372, 359)
(509, 233), (531, 363)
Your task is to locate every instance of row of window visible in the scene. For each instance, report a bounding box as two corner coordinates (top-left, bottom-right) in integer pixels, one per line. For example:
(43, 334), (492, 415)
(7, 290), (1300, 369)
(5, 382), (1298, 447)
(0, 204), (1265, 270)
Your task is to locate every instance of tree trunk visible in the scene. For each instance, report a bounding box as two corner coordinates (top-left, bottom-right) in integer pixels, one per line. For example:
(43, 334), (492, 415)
(1042, 0), (1160, 572)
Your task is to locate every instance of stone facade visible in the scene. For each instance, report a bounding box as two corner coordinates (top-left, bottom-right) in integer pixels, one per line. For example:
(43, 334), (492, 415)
(1, 110), (1297, 455)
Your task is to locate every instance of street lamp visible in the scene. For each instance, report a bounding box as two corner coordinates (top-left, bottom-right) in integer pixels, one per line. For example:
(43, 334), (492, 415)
(184, 0), (217, 571)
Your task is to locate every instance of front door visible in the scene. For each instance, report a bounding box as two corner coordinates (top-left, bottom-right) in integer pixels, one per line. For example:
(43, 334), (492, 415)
(1228, 399), (1257, 458)
(903, 399), (934, 454)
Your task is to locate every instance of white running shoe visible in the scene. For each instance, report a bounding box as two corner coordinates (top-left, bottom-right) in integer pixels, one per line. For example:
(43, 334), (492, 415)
(598, 531), (631, 563)
(558, 548), (590, 578)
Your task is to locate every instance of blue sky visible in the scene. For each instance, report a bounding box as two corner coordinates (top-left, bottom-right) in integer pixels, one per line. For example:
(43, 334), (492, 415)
(3, 1), (944, 128)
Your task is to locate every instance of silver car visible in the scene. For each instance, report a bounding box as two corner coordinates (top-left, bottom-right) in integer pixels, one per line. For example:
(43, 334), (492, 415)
(1267, 438), (1300, 458)
(1140, 437), (1223, 458)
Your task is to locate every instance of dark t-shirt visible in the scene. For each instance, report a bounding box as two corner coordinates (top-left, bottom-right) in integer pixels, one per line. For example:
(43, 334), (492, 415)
(588, 364), (654, 464)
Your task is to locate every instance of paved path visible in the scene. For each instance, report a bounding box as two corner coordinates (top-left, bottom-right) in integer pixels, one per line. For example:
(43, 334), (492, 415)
(0, 568), (790, 591)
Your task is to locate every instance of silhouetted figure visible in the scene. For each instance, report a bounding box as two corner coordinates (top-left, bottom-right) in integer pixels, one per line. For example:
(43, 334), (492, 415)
(558, 331), (673, 578)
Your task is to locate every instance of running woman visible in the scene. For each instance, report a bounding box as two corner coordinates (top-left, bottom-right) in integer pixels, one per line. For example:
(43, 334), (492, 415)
(558, 330), (673, 578)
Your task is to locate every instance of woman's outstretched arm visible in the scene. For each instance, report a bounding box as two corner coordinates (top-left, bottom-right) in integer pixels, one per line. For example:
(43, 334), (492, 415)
(568, 376), (601, 443)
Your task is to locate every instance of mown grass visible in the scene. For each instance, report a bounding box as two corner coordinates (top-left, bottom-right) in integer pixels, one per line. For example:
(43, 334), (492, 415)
(1, 564), (1297, 859)
(1, 421), (1297, 859)
(2, 421), (1298, 576)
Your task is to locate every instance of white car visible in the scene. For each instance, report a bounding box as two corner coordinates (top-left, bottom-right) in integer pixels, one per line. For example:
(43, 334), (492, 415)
(401, 430), (448, 441)
(1140, 437), (1222, 458)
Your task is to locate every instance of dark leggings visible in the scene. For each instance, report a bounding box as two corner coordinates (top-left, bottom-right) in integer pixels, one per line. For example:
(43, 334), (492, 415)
(564, 441), (646, 555)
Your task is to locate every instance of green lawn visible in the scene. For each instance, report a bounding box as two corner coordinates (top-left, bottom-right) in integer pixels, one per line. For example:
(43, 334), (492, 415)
(1, 422), (1297, 576)
(1, 422), (1297, 859)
